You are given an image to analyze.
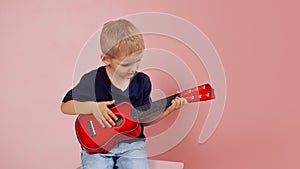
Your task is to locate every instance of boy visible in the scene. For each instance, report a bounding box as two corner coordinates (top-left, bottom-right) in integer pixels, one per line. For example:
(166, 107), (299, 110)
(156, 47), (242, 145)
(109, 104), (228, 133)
(61, 19), (186, 169)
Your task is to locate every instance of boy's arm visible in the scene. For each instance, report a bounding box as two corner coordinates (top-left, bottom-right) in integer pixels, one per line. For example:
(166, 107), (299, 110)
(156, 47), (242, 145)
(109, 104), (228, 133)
(142, 97), (186, 126)
(61, 100), (118, 128)
(60, 100), (94, 115)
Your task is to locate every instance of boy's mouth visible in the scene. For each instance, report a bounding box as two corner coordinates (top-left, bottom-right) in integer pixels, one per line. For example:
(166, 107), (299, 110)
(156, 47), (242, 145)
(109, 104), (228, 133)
(127, 72), (135, 77)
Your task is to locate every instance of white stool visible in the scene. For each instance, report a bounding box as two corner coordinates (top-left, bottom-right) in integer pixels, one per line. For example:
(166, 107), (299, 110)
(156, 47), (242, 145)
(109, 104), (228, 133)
(148, 159), (184, 169)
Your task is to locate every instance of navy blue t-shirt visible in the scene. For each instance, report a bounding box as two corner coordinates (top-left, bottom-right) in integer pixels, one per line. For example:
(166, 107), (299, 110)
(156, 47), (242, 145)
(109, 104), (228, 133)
(62, 66), (152, 139)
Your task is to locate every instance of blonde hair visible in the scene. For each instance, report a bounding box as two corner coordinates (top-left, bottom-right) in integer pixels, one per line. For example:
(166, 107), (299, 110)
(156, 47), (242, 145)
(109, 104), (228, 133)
(100, 19), (145, 58)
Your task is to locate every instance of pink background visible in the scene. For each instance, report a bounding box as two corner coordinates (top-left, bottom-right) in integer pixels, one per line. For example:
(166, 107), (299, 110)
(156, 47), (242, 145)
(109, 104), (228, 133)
(1, 0), (299, 169)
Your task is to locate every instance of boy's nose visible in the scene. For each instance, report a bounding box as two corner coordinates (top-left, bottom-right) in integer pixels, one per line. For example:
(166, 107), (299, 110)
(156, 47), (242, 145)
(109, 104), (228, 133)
(130, 63), (139, 72)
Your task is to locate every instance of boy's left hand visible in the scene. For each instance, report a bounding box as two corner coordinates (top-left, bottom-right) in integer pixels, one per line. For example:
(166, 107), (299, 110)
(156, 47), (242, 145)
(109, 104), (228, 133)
(164, 97), (187, 115)
(142, 96), (187, 126)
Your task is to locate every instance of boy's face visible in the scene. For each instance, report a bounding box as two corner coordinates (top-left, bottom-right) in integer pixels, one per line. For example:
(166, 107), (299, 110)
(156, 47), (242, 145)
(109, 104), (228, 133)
(106, 52), (143, 79)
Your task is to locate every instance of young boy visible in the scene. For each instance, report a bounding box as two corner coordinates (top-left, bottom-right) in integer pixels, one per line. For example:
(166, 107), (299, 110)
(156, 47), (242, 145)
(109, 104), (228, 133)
(61, 19), (186, 169)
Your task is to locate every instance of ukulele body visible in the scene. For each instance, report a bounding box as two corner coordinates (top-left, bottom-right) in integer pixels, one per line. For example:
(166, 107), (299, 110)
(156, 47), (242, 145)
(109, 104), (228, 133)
(75, 102), (141, 154)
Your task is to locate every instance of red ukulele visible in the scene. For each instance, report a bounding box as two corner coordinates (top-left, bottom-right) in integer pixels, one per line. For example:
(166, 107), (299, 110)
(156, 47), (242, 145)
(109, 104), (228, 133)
(75, 83), (215, 154)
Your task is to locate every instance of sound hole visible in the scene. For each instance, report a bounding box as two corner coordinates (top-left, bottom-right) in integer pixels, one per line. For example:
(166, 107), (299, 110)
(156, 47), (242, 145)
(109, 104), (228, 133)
(114, 115), (123, 127)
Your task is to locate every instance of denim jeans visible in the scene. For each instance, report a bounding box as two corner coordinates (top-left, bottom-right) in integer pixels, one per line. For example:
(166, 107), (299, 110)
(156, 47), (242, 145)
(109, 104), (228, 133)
(81, 140), (149, 169)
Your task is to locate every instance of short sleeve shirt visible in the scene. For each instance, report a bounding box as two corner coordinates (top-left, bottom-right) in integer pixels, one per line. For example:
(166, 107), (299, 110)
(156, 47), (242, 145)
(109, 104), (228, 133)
(62, 66), (152, 138)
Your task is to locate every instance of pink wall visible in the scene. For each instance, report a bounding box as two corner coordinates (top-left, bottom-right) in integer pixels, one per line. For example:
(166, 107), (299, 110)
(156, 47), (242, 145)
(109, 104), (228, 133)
(1, 0), (299, 169)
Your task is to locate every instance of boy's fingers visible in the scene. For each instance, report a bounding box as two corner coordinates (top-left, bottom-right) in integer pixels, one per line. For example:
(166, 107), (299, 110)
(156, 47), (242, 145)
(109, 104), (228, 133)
(94, 111), (112, 128)
(105, 114), (116, 127)
(102, 112), (114, 128)
(99, 120), (106, 128)
(179, 98), (186, 106)
(107, 110), (118, 121)
(105, 100), (115, 105)
(182, 98), (187, 104)
(94, 115), (106, 128)
(173, 98), (186, 109)
(100, 117), (111, 128)
(174, 98), (180, 109)
(171, 99), (175, 106)
(104, 120), (112, 128)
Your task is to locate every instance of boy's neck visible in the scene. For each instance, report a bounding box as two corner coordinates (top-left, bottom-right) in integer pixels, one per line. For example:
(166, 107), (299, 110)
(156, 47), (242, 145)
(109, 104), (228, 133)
(105, 66), (130, 91)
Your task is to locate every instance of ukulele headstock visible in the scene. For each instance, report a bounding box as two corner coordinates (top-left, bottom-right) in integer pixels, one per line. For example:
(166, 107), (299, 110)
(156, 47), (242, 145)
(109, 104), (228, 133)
(180, 83), (215, 103)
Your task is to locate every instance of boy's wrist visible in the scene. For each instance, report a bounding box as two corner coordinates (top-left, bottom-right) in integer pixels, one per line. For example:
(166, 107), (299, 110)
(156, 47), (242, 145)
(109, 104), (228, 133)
(87, 101), (97, 114)
(72, 101), (97, 115)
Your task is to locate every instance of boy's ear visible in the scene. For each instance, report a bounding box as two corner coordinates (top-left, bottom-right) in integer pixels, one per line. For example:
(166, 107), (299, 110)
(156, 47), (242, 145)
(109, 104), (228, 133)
(101, 54), (111, 64)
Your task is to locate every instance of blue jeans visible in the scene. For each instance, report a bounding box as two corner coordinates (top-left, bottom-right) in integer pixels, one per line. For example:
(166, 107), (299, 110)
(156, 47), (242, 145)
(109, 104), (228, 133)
(81, 141), (149, 169)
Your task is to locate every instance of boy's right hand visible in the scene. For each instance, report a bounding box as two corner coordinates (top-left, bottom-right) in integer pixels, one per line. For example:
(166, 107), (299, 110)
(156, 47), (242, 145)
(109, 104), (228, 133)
(91, 100), (118, 128)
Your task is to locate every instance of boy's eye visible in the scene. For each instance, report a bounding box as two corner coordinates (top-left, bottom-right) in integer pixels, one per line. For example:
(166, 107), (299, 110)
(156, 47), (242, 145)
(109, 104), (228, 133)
(121, 64), (130, 67)
(120, 59), (141, 67)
